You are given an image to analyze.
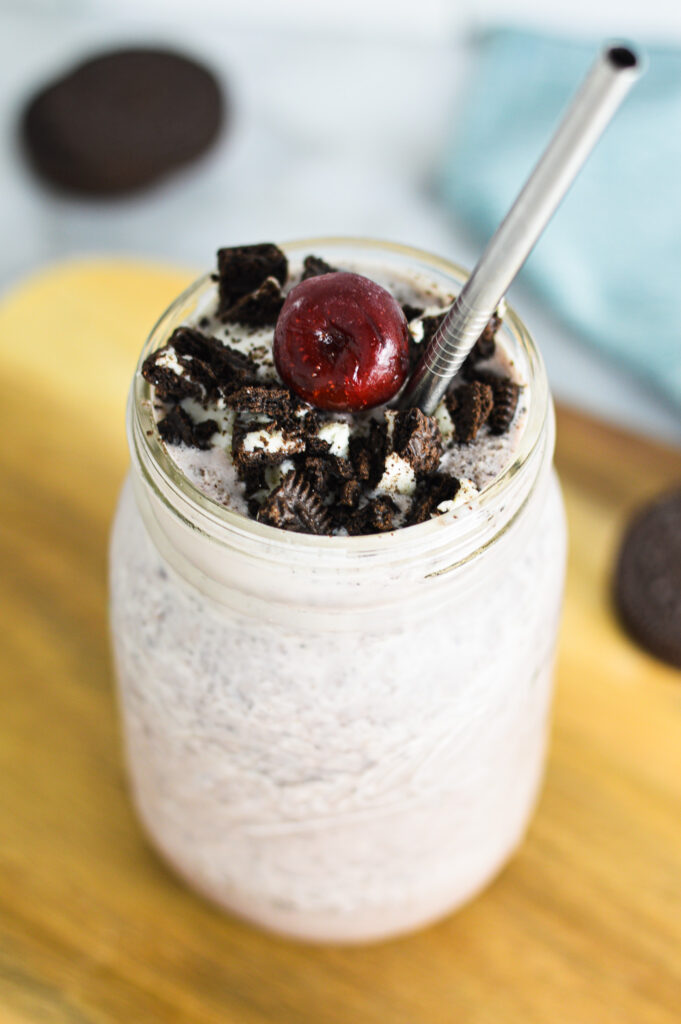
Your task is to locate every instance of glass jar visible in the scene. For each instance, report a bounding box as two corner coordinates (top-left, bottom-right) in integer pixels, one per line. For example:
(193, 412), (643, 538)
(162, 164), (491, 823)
(110, 238), (567, 943)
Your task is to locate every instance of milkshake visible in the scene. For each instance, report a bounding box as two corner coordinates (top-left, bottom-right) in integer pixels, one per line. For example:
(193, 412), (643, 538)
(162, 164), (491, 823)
(110, 238), (567, 942)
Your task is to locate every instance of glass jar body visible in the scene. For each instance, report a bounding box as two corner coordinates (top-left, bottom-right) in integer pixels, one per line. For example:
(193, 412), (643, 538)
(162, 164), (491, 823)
(109, 239), (567, 942)
(110, 472), (565, 944)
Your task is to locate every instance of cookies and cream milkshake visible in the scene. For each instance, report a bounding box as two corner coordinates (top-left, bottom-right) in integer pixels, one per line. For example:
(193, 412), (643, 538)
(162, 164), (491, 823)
(110, 238), (567, 943)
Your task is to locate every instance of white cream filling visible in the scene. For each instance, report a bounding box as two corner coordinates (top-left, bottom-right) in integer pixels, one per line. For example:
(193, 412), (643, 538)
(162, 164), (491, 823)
(242, 427), (303, 456)
(155, 347), (186, 375)
(377, 452), (417, 496)
(433, 400), (454, 445)
(436, 478), (478, 514)
(317, 421), (350, 458)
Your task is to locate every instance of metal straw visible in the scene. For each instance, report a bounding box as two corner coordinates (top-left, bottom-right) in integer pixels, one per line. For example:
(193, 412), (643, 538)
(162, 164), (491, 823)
(400, 43), (642, 415)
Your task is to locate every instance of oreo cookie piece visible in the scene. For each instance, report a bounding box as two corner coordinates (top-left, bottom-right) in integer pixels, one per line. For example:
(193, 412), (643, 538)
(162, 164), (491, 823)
(473, 371), (521, 435)
(221, 277), (285, 328)
(22, 48), (224, 195)
(141, 327), (257, 402)
(217, 244), (288, 314)
(257, 471), (332, 535)
(447, 381), (494, 442)
(408, 473), (461, 525)
(401, 303), (424, 323)
(301, 255), (337, 280)
(489, 378), (521, 435)
(142, 341), (216, 403)
(225, 384), (292, 418)
(157, 407), (217, 449)
(346, 496), (399, 535)
(349, 421), (388, 486)
(393, 408), (443, 475)
(614, 489), (681, 668)
(232, 417), (305, 474)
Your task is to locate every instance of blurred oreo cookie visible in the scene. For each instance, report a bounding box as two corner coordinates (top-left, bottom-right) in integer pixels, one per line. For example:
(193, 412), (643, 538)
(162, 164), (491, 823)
(21, 47), (225, 195)
(614, 489), (681, 668)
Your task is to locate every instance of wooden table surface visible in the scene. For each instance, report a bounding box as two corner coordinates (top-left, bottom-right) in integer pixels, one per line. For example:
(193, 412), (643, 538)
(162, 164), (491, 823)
(2, 262), (680, 1024)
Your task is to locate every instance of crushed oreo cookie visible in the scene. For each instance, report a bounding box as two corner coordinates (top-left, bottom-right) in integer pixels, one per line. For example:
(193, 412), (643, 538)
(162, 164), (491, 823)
(489, 377), (521, 435)
(256, 471), (332, 535)
(401, 303), (424, 322)
(221, 276), (284, 327)
(142, 345), (208, 402)
(232, 416), (305, 474)
(225, 384), (291, 418)
(217, 243), (288, 314)
(157, 406), (218, 449)
(409, 473), (461, 525)
(349, 421), (388, 487)
(346, 495), (399, 535)
(339, 478), (361, 509)
(142, 326), (258, 402)
(147, 250), (523, 535)
(447, 381), (494, 442)
(301, 254), (337, 280)
(393, 408), (442, 475)
(470, 370), (522, 434)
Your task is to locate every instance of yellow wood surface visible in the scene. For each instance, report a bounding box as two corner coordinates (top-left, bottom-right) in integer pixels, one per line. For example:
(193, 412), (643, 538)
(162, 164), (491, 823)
(2, 262), (680, 1024)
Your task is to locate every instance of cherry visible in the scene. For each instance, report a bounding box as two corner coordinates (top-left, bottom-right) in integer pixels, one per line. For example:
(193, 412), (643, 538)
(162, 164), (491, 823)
(273, 271), (410, 412)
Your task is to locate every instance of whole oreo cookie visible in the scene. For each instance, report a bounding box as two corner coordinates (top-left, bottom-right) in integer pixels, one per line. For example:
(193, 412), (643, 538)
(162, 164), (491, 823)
(614, 489), (681, 668)
(21, 48), (224, 195)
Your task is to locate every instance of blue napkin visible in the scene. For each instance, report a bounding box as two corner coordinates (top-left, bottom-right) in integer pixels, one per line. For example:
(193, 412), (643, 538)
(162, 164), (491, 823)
(440, 29), (681, 409)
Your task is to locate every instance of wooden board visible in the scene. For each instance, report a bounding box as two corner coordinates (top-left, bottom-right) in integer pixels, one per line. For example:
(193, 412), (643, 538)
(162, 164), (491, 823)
(1, 261), (680, 1024)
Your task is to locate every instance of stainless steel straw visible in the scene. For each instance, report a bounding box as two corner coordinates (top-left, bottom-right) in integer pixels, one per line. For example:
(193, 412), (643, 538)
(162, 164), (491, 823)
(400, 44), (642, 415)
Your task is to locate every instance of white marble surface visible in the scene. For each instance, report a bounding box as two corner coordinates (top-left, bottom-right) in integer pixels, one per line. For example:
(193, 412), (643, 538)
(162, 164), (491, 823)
(1, 1), (680, 444)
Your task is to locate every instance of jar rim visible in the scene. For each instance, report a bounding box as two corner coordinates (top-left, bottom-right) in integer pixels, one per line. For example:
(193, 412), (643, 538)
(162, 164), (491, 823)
(130, 236), (549, 566)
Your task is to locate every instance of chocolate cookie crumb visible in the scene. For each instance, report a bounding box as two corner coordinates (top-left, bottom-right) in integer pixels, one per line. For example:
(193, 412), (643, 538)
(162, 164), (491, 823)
(142, 342), (216, 402)
(158, 407), (218, 449)
(221, 277), (284, 327)
(214, 344), (259, 387)
(302, 456), (332, 493)
(232, 418), (305, 473)
(225, 384), (291, 418)
(614, 489), (681, 667)
(306, 436), (332, 456)
(489, 378), (521, 435)
(217, 243), (288, 313)
(302, 453), (354, 494)
(257, 471), (332, 535)
(447, 381), (494, 442)
(301, 255), (337, 280)
(346, 496), (398, 535)
(349, 421), (388, 486)
(402, 303), (424, 322)
(339, 478), (361, 509)
(409, 473), (461, 524)
(146, 326), (259, 398)
(393, 408), (443, 475)
(241, 464), (267, 498)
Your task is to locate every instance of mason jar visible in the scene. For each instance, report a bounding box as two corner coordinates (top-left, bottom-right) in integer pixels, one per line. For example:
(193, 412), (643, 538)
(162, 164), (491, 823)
(109, 238), (567, 944)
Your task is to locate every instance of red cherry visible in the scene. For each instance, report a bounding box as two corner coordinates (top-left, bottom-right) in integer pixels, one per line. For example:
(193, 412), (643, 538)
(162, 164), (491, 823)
(273, 271), (410, 412)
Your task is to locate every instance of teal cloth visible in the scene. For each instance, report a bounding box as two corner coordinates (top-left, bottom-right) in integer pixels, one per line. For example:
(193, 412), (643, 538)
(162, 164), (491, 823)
(441, 29), (681, 408)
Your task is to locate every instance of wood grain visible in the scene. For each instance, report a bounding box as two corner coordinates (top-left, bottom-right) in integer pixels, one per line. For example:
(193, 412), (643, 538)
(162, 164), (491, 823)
(1, 262), (680, 1024)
